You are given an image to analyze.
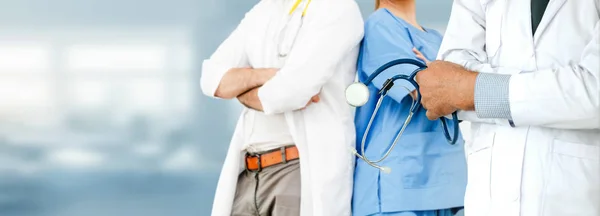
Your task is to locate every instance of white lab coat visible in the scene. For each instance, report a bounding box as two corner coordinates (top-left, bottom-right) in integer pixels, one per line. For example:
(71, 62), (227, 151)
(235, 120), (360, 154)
(200, 0), (364, 215)
(438, 0), (599, 215)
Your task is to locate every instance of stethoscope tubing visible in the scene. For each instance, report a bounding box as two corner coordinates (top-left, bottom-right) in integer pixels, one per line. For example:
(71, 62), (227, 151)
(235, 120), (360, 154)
(355, 58), (460, 172)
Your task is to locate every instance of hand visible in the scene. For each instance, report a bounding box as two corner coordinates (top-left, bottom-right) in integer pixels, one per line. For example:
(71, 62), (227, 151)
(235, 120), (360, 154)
(237, 87), (263, 111)
(304, 95), (321, 108)
(309, 94), (320, 104)
(411, 48), (429, 100)
(301, 94), (321, 110)
(413, 48), (431, 64)
(415, 60), (478, 120)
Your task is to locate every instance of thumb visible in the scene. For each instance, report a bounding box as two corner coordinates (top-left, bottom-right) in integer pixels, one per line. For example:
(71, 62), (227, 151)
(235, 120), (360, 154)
(425, 110), (440, 120)
(413, 48), (431, 65)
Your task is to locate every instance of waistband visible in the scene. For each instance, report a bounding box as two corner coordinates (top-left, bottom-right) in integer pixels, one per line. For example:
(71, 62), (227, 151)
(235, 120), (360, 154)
(245, 145), (299, 172)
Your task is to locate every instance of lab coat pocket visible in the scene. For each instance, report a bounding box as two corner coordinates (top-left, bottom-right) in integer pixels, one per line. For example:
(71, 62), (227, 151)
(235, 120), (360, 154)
(543, 140), (600, 216)
(464, 131), (495, 214)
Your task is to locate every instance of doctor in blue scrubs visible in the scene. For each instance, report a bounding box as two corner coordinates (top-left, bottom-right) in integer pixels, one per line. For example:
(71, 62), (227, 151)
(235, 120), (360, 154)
(352, 1), (467, 216)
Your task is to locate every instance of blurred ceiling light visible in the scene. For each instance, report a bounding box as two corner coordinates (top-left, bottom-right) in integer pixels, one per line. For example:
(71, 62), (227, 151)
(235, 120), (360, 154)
(0, 44), (49, 71)
(66, 45), (167, 71)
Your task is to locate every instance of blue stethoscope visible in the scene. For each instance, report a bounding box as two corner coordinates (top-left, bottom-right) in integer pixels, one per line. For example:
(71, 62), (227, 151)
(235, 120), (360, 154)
(345, 58), (459, 173)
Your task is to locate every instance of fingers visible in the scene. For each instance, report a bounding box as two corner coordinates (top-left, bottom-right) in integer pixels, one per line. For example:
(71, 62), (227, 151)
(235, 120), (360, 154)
(412, 47), (430, 64)
(311, 95), (320, 103)
(425, 110), (441, 120)
(412, 47), (420, 56)
(424, 104), (457, 120)
(415, 71), (423, 84)
(421, 93), (457, 120)
(300, 95), (321, 111)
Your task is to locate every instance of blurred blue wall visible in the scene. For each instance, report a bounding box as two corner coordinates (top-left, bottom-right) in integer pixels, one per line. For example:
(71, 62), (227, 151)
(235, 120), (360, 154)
(0, 1), (452, 215)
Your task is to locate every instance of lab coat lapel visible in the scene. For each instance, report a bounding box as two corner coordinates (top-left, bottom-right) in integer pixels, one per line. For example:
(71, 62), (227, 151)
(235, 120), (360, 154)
(533, 0), (567, 43)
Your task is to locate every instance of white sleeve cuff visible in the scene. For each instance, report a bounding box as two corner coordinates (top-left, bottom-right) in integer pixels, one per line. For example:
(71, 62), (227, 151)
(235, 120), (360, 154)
(200, 59), (231, 98)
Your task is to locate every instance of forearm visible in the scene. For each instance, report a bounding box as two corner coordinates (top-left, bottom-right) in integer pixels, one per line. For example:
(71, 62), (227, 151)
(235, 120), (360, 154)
(239, 87), (319, 113)
(237, 87), (264, 111)
(472, 67), (599, 129)
(214, 68), (273, 99)
(509, 66), (599, 129)
(257, 2), (363, 115)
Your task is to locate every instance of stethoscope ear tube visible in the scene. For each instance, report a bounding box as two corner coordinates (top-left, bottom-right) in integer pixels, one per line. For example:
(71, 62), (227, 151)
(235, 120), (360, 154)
(364, 59), (426, 85)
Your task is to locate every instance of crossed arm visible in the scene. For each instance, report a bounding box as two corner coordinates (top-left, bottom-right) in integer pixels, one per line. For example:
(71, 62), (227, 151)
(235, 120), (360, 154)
(214, 68), (277, 99)
(215, 68), (275, 111)
(237, 86), (320, 111)
(201, 1), (362, 115)
(199, 8), (319, 112)
(213, 67), (319, 112)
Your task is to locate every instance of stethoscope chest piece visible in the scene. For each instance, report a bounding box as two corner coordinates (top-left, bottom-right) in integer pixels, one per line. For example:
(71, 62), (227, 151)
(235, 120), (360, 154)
(345, 82), (370, 107)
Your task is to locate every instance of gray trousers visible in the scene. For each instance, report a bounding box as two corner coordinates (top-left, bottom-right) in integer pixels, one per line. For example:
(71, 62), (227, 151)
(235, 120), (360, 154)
(232, 159), (301, 216)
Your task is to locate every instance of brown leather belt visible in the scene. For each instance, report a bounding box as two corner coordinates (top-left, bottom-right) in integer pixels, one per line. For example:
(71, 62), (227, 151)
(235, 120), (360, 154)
(245, 146), (299, 172)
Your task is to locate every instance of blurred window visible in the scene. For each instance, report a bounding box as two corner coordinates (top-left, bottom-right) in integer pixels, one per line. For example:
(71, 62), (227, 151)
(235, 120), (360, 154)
(66, 45), (166, 71)
(63, 34), (193, 118)
(0, 43), (50, 72)
(0, 43), (55, 125)
(0, 31), (194, 127)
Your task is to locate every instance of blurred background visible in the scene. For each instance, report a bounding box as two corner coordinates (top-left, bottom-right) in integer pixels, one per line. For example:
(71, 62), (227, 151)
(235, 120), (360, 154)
(0, 0), (452, 215)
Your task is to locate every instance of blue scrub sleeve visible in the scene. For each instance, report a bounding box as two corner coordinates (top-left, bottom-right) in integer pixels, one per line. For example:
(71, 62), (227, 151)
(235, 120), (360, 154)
(361, 22), (423, 103)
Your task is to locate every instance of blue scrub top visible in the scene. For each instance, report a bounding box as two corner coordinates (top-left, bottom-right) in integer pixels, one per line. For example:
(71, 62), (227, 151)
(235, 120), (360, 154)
(352, 9), (467, 216)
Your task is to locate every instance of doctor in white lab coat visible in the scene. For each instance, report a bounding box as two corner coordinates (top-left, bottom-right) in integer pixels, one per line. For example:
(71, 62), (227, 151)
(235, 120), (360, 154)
(200, 0), (363, 215)
(414, 0), (599, 215)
